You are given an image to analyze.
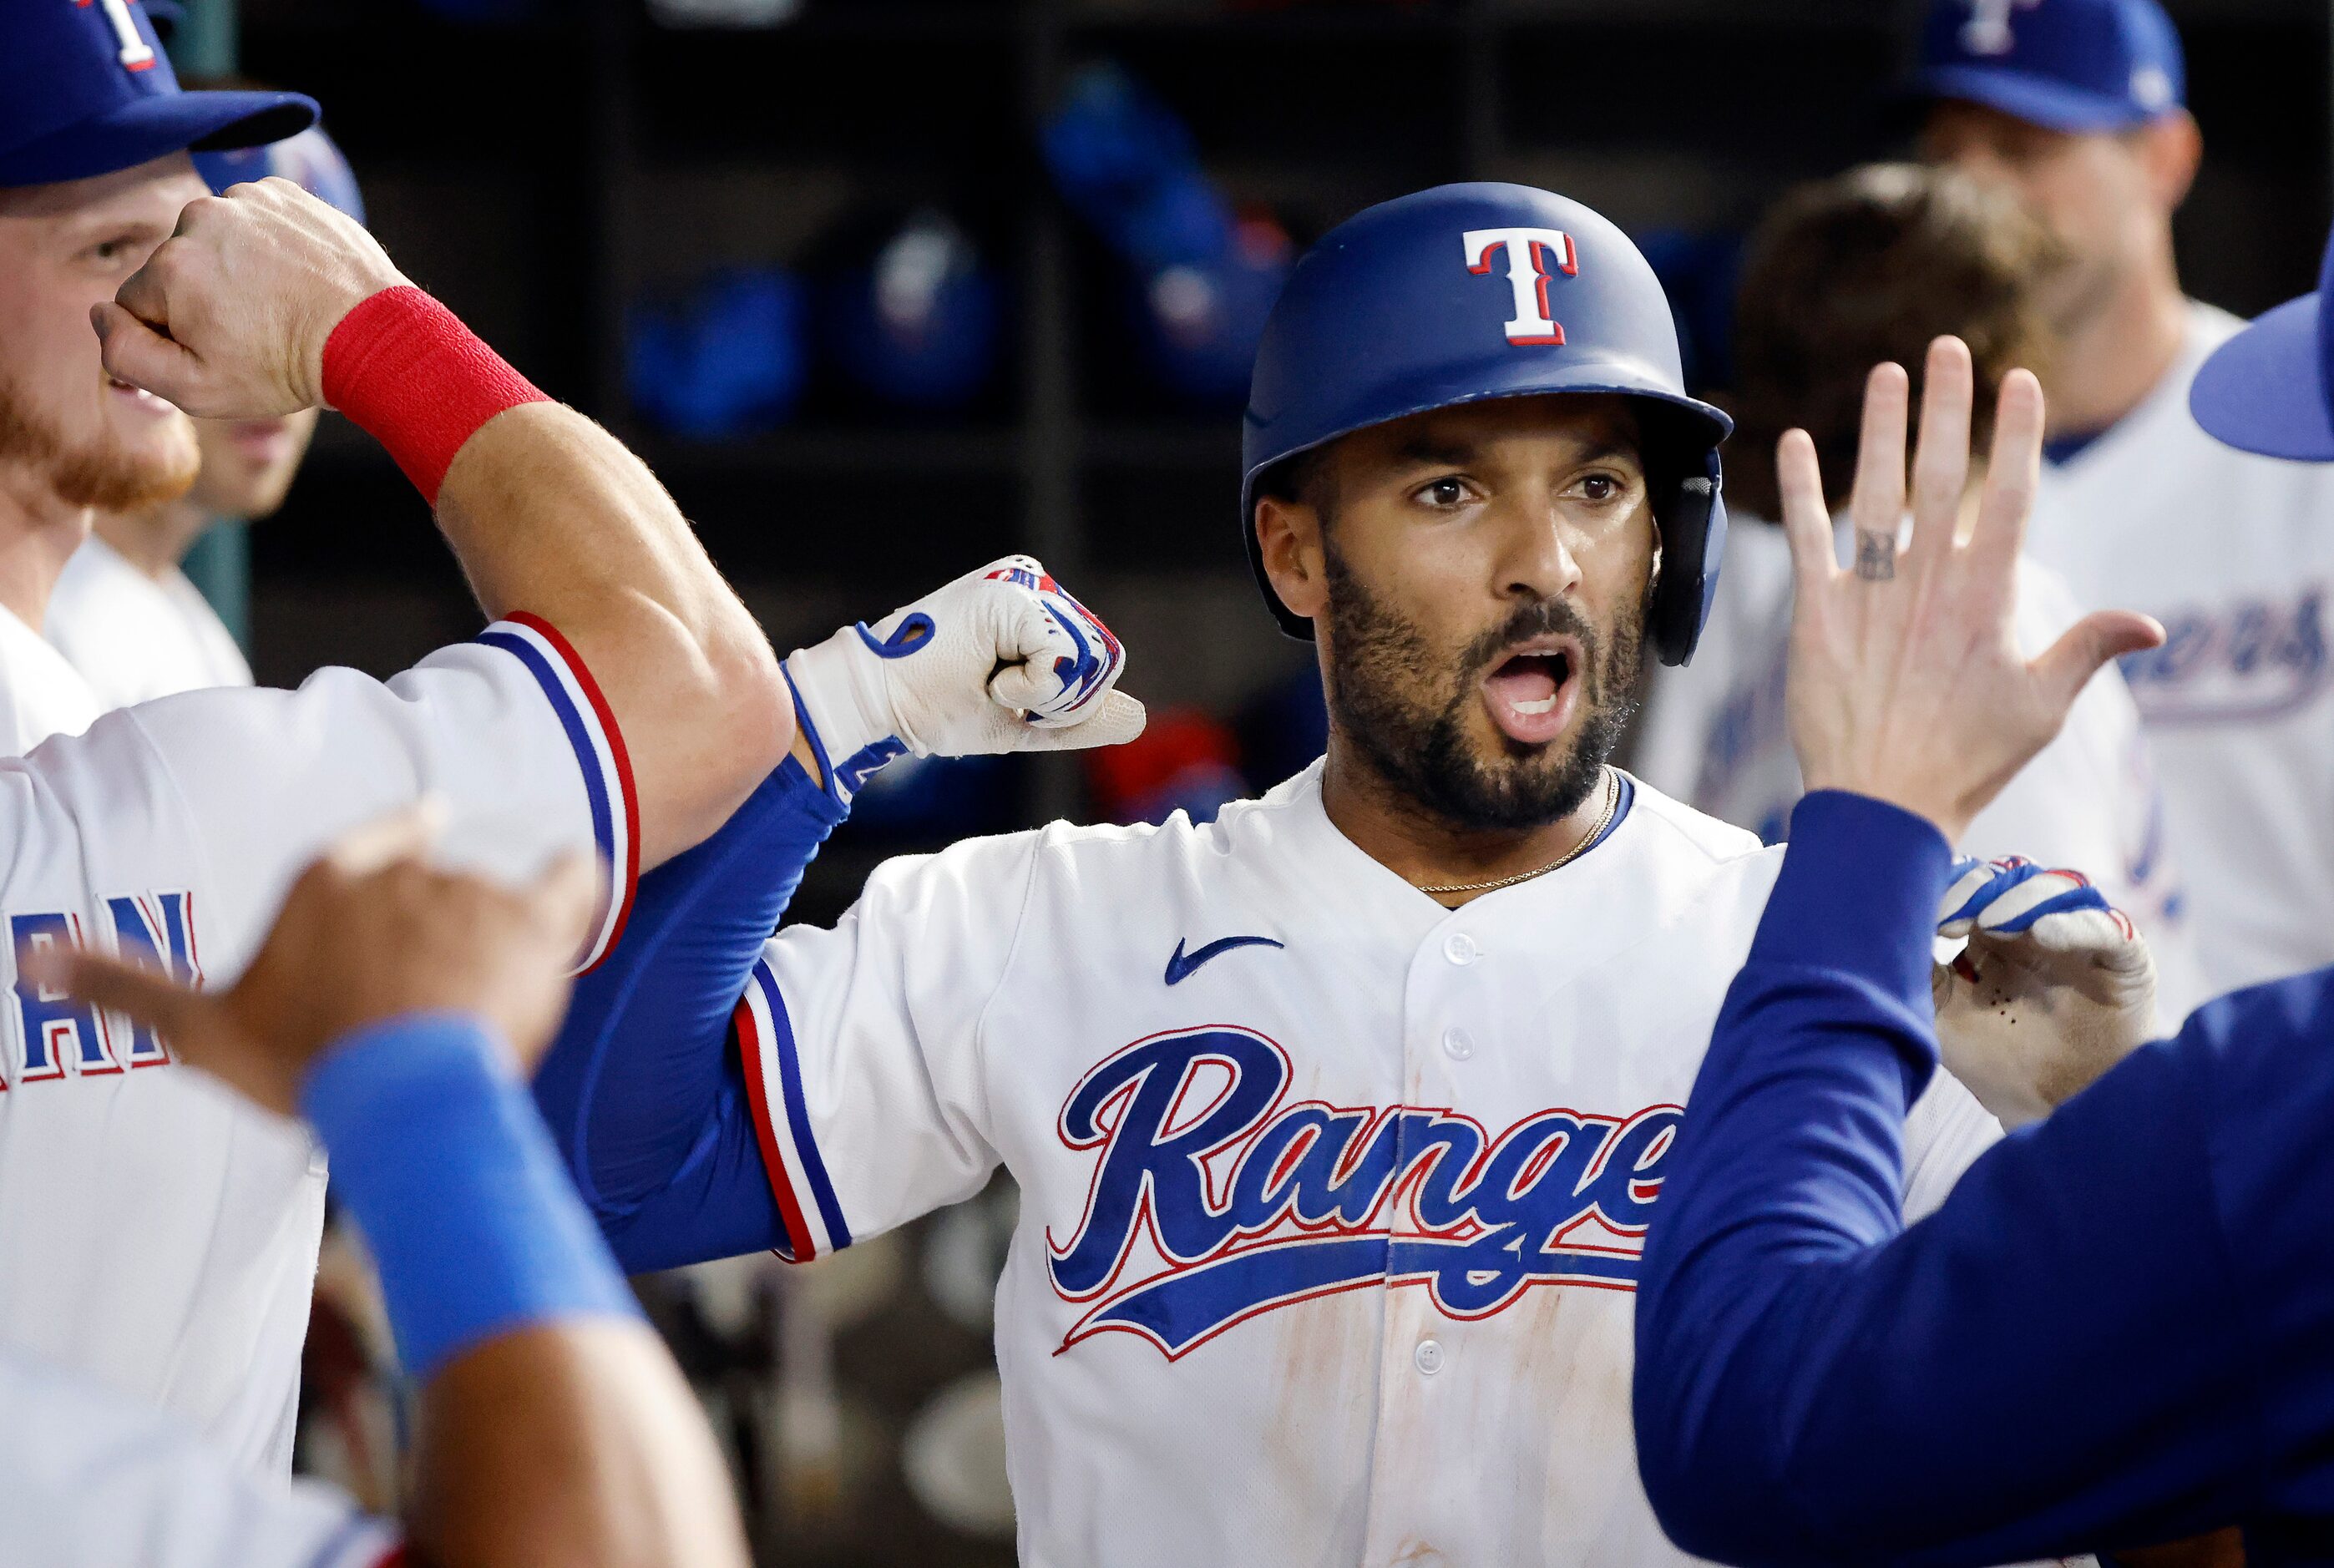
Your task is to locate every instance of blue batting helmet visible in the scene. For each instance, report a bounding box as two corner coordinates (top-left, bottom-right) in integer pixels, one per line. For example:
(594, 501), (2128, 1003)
(1240, 183), (1732, 665)
(194, 123), (366, 225)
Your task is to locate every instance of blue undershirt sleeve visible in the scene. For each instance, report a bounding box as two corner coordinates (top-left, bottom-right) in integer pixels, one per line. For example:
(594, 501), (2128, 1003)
(1633, 790), (2334, 1567)
(532, 756), (846, 1272)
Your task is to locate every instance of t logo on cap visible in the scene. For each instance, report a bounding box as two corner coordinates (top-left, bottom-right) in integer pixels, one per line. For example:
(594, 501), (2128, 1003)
(1962, 0), (2044, 56)
(1463, 227), (1579, 347)
(78, 0), (156, 73)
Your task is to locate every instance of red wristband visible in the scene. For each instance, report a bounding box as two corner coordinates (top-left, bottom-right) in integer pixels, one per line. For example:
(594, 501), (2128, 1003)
(321, 286), (549, 506)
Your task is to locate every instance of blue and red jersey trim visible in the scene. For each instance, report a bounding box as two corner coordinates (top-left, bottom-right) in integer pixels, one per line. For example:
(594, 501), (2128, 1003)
(473, 615), (640, 969)
(733, 955), (853, 1262)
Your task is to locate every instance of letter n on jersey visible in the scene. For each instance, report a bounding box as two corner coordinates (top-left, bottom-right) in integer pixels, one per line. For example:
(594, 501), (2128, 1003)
(4, 893), (197, 1088)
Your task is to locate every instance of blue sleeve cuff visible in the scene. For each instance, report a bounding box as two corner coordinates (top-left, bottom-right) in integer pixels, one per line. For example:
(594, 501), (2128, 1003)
(302, 1012), (643, 1382)
(776, 749), (850, 827)
(1759, 790), (1956, 1006)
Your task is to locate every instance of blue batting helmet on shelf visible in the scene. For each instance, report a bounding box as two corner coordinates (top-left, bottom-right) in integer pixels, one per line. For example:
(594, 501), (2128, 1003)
(824, 208), (1003, 412)
(1240, 182), (1732, 665)
(193, 123), (366, 225)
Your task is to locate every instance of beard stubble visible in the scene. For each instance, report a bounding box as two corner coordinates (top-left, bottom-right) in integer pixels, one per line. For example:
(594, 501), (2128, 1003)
(1322, 539), (1643, 834)
(0, 362), (197, 514)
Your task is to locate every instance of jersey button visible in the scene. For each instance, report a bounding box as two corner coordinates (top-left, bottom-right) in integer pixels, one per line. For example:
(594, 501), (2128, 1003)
(1415, 1338), (1445, 1375)
(1442, 932), (1478, 966)
(1441, 1027), (1475, 1060)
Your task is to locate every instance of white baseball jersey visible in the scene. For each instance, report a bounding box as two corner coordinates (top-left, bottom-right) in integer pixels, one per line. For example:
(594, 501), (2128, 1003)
(2028, 300), (2334, 994)
(731, 763), (2012, 1567)
(47, 534), (254, 711)
(0, 1343), (399, 1568)
(0, 602), (100, 755)
(1636, 513), (2207, 1024)
(0, 615), (635, 1474)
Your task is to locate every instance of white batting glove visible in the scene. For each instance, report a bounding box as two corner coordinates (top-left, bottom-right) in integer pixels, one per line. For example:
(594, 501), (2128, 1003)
(784, 554), (1146, 803)
(1930, 857), (2158, 1130)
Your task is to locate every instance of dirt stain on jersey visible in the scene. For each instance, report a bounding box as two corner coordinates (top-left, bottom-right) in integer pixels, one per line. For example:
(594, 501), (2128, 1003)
(1263, 1282), (1387, 1517)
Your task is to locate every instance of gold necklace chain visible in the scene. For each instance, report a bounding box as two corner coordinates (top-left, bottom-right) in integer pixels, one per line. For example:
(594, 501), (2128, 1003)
(1414, 768), (1619, 897)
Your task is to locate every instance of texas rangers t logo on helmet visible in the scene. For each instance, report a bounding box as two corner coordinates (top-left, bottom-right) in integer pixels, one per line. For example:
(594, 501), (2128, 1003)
(1961, 0), (2043, 56)
(1463, 227), (1580, 347)
(78, 0), (156, 71)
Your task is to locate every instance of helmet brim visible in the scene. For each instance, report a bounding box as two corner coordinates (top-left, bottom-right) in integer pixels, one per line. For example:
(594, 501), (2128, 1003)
(0, 89), (316, 188)
(2190, 294), (2334, 461)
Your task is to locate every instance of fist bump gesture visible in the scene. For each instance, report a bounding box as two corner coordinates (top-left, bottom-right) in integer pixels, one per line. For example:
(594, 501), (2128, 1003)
(785, 555), (1146, 802)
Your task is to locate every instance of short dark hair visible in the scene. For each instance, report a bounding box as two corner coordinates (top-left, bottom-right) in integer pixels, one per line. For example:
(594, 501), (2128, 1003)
(1729, 163), (2064, 520)
(1252, 443), (1340, 529)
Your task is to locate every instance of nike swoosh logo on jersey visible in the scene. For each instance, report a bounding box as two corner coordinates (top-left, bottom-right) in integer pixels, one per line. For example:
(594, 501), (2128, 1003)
(1163, 935), (1284, 985)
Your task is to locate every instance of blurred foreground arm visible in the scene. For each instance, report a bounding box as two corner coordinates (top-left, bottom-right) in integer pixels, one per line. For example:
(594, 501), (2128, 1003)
(92, 178), (786, 865)
(40, 811), (749, 1568)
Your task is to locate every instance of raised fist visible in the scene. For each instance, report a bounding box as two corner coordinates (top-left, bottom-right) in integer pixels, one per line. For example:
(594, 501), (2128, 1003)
(785, 554), (1146, 801)
(93, 176), (408, 420)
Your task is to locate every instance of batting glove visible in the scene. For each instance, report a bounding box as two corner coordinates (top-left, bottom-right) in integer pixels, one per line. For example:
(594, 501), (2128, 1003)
(784, 554), (1146, 803)
(1930, 857), (2158, 1130)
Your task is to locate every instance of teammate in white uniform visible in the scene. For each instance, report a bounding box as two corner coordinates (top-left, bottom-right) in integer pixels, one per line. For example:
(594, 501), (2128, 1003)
(0, 609), (103, 755)
(49, 532), (250, 702)
(528, 186), (2119, 1567)
(1913, 0), (2334, 993)
(47, 124), (367, 711)
(7, 815), (752, 1568)
(0, 1), (802, 1475)
(1636, 162), (2205, 1019)
(2, 1346), (404, 1568)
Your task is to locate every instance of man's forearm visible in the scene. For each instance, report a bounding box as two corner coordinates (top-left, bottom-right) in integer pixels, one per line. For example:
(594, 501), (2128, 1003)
(91, 191), (782, 869)
(434, 405), (786, 867)
(1634, 791), (1949, 1561)
(409, 1321), (744, 1568)
(324, 287), (787, 869)
(306, 1014), (751, 1568)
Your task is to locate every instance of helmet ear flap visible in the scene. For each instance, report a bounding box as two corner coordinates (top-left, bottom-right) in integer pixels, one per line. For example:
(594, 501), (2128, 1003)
(1648, 458), (1726, 667)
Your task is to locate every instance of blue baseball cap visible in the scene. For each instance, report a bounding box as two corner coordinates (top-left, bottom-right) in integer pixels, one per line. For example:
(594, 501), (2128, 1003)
(195, 124), (366, 225)
(2189, 227), (2334, 461)
(1, 0), (316, 188)
(1914, 0), (2185, 133)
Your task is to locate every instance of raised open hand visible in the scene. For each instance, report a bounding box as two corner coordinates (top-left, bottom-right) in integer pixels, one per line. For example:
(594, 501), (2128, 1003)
(1780, 336), (2164, 842)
